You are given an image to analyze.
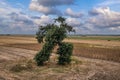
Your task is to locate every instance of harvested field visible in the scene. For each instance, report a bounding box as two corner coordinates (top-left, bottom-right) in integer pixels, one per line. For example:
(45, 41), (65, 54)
(1, 36), (120, 62)
(0, 35), (120, 80)
(64, 39), (120, 47)
(0, 47), (120, 80)
(0, 46), (36, 61)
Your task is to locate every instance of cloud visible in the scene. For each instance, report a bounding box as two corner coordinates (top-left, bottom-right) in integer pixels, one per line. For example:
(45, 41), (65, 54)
(34, 15), (53, 25)
(88, 7), (120, 28)
(0, 12), (37, 32)
(68, 6), (120, 34)
(1, 0), (120, 34)
(80, 6), (120, 34)
(109, 26), (120, 30)
(28, 0), (120, 34)
(33, 0), (74, 7)
(89, 7), (115, 16)
(65, 8), (83, 18)
(89, 9), (100, 16)
(98, 0), (120, 6)
(29, 0), (74, 15)
(0, 1), (37, 34)
(0, 1), (20, 16)
(66, 17), (81, 27)
(30, 2), (62, 15)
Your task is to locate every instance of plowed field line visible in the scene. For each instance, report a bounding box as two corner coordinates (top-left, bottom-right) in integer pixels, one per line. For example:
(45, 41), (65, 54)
(0, 46), (37, 61)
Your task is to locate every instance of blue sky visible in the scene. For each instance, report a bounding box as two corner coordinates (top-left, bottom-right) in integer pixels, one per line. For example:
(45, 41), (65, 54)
(0, 0), (120, 34)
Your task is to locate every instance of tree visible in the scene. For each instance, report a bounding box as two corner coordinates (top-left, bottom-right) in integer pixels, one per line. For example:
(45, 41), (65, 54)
(35, 17), (75, 66)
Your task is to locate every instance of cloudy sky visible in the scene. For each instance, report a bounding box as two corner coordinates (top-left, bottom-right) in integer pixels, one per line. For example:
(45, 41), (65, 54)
(0, 0), (120, 34)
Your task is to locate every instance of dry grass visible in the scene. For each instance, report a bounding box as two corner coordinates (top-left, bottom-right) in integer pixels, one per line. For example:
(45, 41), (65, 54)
(0, 36), (37, 45)
(2, 43), (120, 62)
(73, 43), (120, 62)
(0, 36), (120, 80)
(0, 56), (120, 80)
(0, 35), (120, 62)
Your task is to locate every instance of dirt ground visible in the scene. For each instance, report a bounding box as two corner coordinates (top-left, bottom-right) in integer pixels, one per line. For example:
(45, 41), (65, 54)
(0, 46), (120, 80)
(64, 39), (120, 47)
(0, 36), (120, 47)
(0, 36), (120, 80)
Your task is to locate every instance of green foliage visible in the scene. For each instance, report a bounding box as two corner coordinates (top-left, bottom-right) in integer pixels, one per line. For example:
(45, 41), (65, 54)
(36, 24), (54, 43)
(34, 42), (55, 66)
(35, 16), (74, 66)
(55, 16), (65, 24)
(57, 42), (73, 65)
(45, 26), (67, 44)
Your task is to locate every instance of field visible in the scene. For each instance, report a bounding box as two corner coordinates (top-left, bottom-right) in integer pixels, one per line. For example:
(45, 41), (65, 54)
(0, 35), (120, 80)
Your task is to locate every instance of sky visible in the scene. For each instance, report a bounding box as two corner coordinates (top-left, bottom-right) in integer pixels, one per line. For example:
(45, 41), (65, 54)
(0, 0), (120, 34)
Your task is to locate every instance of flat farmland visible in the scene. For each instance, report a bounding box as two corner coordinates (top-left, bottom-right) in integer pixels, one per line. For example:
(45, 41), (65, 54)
(0, 35), (120, 80)
(0, 35), (120, 62)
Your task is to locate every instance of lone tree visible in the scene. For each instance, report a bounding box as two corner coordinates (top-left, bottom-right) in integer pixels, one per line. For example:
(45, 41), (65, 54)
(35, 17), (75, 66)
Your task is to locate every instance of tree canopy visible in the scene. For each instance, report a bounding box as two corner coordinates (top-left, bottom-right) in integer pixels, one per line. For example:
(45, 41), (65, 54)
(35, 17), (74, 66)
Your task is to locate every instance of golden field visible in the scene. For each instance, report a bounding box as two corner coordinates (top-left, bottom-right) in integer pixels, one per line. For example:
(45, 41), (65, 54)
(0, 35), (120, 80)
(0, 35), (120, 62)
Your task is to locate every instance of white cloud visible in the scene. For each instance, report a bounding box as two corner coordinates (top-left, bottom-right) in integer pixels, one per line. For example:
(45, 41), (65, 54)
(0, 1), (20, 15)
(30, 1), (54, 14)
(109, 26), (120, 30)
(66, 17), (81, 26)
(99, 0), (120, 6)
(0, 1), (37, 34)
(1, 0), (120, 34)
(29, 0), (74, 15)
(88, 7), (120, 29)
(65, 8), (83, 18)
(34, 15), (53, 25)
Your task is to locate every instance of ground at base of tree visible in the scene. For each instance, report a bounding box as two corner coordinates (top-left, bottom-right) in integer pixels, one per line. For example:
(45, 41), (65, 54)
(0, 46), (120, 80)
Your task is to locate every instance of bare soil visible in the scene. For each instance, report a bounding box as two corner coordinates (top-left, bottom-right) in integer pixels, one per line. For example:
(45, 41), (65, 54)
(0, 36), (120, 80)
(64, 39), (120, 47)
(0, 46), (120, 80)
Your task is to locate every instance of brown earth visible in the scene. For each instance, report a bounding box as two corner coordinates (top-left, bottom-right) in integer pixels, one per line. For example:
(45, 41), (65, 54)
(0, 36), (120, 80)
(1, 36), (120, 47)
(0, 46), (120, 80)
(64, 39), (120, 47)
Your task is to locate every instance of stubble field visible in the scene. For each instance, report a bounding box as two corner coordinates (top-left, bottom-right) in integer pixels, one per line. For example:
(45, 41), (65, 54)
(0, 35), (120, 80)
